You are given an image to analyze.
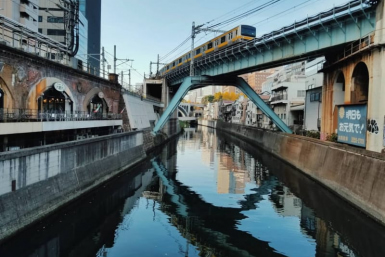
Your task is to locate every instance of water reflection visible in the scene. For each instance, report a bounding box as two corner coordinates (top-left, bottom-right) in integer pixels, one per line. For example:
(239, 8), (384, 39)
(1, 127), (385, 257)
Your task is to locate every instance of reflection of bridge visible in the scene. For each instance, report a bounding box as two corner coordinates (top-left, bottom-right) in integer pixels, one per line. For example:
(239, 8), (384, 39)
(151, 157), (287, 257)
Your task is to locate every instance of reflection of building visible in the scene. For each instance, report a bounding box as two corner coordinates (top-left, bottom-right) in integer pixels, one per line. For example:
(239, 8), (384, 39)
(217, 146), (250, 194)
(270, 186), (302, 217)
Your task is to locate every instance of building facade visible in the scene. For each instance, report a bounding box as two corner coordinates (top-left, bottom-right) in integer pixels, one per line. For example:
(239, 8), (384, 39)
(0, 0), (39, 31)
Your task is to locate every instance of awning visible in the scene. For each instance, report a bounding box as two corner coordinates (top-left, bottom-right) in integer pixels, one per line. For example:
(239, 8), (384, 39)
(290, 105), (304, 111)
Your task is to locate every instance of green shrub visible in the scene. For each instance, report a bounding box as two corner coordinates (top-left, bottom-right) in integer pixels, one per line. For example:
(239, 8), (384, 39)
(306, 130), (320, 139)
(326, 133), (338, 142)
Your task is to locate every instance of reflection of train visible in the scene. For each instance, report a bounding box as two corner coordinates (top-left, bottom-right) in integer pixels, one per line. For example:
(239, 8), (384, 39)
(160, 25), (256, 75)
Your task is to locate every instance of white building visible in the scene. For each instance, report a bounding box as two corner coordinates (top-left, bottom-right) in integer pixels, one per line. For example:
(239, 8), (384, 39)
(0, 0), (39, 32)
(304, 57), (325, 131)
(268, 62), (306, 131)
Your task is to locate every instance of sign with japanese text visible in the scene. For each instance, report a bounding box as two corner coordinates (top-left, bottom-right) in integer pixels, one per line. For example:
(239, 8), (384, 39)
(337, 104), (367, 147)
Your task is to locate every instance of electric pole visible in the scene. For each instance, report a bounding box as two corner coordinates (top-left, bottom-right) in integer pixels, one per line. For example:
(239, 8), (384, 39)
(102, 47), (105, 78)
(189, 22), (225, 76)
(149, 55), (167, 77)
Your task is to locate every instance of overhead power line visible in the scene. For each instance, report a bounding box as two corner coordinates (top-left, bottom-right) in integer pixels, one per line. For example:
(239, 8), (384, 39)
(159, 35), (191, 61)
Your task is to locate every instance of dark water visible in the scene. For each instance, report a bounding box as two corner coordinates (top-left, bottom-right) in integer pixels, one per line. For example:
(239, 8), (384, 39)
(1, 127), (385, 257)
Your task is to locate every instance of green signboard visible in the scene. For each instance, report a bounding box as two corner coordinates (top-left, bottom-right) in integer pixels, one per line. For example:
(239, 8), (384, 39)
(337, 104), (367, 147)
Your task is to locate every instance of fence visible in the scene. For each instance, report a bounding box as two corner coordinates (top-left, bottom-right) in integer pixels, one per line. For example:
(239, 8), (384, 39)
(0, 108), (122, 122)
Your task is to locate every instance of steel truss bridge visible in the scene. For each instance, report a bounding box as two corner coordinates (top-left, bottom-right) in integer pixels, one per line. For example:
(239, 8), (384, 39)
(153, 0), (378, 134)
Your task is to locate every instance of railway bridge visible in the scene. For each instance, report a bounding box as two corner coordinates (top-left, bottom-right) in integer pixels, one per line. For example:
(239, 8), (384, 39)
(153, 0), (385, 153)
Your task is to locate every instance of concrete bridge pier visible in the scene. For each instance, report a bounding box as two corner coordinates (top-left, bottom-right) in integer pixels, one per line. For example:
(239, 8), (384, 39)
(160, 78), (179, 136)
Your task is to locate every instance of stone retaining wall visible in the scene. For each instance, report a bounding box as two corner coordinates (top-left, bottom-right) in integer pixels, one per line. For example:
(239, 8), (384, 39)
(0, 119), (181, 241)
(199, 120), (385, 224)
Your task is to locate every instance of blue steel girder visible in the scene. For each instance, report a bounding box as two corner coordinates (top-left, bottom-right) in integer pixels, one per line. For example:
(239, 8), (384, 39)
(165, 0), (376, 85)
(153, 76), (292, 134)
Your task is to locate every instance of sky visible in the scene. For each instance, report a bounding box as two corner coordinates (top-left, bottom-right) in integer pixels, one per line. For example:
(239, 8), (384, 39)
(101, 0), (350, 86)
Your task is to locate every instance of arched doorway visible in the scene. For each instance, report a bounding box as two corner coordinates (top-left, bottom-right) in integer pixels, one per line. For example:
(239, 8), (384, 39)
(333, 71), (345, 108)
(332, 71), (346, 132)
(87, 93), (108, 118)
(0, 88), (3, 110)
(38, 87), (73, 114)
(351, 62), (369, 104)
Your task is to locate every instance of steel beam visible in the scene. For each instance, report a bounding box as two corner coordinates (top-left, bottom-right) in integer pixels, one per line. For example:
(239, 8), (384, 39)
(153, 76), (292, 134)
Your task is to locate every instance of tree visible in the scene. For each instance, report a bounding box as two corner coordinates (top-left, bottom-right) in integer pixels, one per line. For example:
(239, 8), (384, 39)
(214, 92), (222, 102)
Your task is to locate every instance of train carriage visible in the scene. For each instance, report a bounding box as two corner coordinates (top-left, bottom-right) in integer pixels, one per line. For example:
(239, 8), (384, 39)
(161, 25), (256, 75)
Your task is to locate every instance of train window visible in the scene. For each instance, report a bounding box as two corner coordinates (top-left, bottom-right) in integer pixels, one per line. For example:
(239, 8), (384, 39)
(187, 53), (190, 59)
(207, 42), (213, 49)
(236, 30), (238, 35)
(167, 65), (169, 70)
(229, 32), (233, 40)
(221, 36), (226, 43)
(196, 49), (201, 55)
(173, 61), (175, 67)
(179, 58), (182, 64)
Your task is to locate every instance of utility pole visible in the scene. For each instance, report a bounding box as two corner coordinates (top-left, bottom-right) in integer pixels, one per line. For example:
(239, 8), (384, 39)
(128, 69), (131, 90)
(157, 54), (160, 75)
(114, 45), (116, 74)
(189, 22), (225, 76)
(149, 55), (167, 77)
(113, 45), (134, 76)
(102, 46), (105, 78)
(150, 61), (152, 76)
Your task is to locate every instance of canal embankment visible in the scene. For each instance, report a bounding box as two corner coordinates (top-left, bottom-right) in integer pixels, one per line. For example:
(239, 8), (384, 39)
(0, 120), (180, 241)
(199, 120), (385, 225)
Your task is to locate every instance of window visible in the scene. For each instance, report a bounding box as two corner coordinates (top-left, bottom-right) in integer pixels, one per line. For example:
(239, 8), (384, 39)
(178, 58), (182, 64)
(38, 16), (42, 22)
(284, 113), (286, 120)
(47, 16), (64, 23)
(38, 28), (42, 33)
(310, 92), (322, 102)
(220, 36), (226, 43)
(172, 61), (175, 67)
(195, 48), (201, 55)
(297, 90), (306, 97)
(207, 42), (213, 49)
(167, 65), (169, 70)
(47, 29), (66, 36)
(229, 32), (233, 40)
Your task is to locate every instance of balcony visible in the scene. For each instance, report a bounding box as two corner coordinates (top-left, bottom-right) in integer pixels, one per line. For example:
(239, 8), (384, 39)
(270, 94), (288, 105)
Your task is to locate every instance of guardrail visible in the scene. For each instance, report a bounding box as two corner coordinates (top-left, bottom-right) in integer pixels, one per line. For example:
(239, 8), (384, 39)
(0, 108), (122, 122)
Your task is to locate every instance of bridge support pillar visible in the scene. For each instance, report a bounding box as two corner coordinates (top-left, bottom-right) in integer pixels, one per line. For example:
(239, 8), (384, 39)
(153, 76), (292, 134)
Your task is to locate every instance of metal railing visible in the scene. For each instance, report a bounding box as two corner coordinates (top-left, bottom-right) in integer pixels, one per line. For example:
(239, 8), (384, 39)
(271, 95), (288, 102)
(0, 108), (122, 122)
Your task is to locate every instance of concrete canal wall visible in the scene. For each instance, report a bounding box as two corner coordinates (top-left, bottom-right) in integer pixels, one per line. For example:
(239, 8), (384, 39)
(199, 120), (385, 225)
(0, 121), (180, 241)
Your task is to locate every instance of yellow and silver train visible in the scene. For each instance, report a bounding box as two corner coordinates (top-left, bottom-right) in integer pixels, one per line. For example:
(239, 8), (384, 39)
(160, 24), (256, 75)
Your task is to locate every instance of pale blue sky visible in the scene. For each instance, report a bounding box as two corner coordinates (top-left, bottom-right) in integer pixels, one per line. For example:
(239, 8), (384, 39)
(101, 0), (349, 85)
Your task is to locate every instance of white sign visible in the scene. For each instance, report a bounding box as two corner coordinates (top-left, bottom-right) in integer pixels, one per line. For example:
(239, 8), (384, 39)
(98, 92), (104, 98)
(54, 82), (65, 92)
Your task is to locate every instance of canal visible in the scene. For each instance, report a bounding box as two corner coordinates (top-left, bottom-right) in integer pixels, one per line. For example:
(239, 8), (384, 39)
(1, 126), (385, 257)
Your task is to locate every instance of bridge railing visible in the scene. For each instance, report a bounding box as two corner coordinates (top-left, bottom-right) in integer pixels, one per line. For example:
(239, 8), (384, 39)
(0, 108), (122, 123)
(336, 34), (374, 62)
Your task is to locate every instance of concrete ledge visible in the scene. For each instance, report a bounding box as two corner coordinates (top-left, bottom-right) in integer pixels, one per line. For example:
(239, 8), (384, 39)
(199, 120), (385, 225)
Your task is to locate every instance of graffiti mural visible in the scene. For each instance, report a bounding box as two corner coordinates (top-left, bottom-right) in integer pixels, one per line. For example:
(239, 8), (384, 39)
(367, 119), (379, 134)
(383, 116), (385, 147)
